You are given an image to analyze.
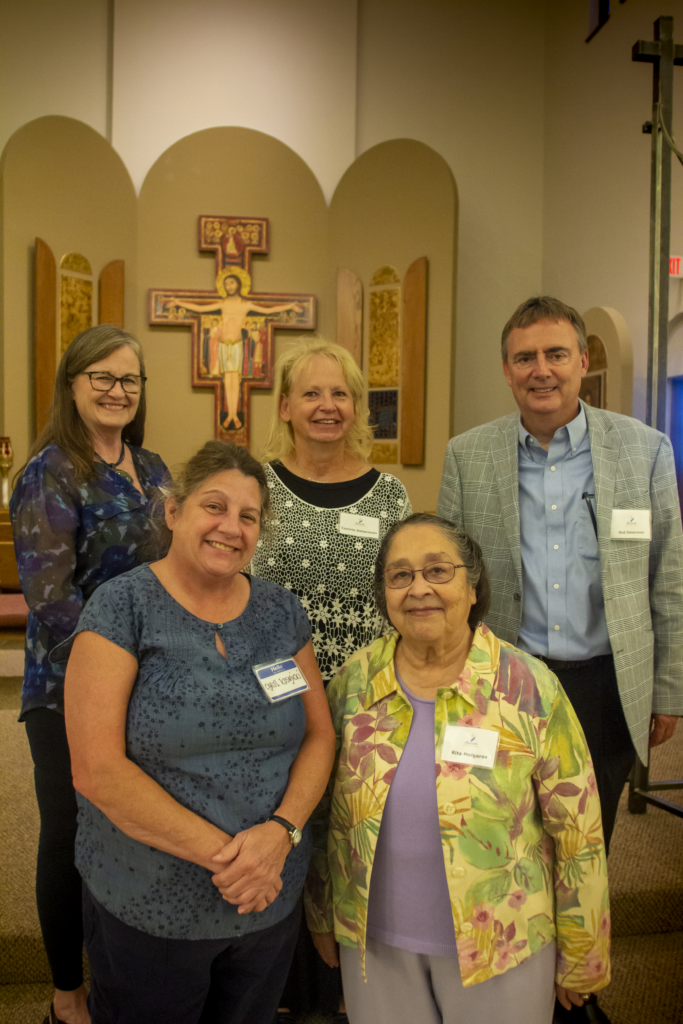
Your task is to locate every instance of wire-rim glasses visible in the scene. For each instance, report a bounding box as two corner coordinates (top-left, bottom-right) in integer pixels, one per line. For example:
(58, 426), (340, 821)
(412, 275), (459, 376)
(81, 372), (147, 394)
(384, 561), (466, 589)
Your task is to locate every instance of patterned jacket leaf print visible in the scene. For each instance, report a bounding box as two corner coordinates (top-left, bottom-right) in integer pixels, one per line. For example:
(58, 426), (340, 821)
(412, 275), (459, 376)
(305, 625), (610, 991)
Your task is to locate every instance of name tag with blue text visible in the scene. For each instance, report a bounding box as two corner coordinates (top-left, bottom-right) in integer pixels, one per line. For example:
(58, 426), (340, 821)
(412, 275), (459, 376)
(252, 658), (310, 703)
(440, 724), (500, 768)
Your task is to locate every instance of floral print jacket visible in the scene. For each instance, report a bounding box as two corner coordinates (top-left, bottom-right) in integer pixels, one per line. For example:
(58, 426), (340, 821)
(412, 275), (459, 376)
(305, 625), (610, 991)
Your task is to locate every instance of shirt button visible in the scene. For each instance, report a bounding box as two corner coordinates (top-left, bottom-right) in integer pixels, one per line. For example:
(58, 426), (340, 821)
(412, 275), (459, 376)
(554, 625), (560, 631)
(514, 593), (521, 602)
(554, 583), (559, 589)
(444, 803), (456, 815)
(450, 865), (466, 878)
(554, 545), (559, 550)
(551, 505), (557, 510)
(550, 466), (556, 471)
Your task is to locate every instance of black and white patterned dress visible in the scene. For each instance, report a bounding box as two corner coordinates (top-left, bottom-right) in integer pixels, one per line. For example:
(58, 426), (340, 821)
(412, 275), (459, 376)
(251, 462), (412, 682)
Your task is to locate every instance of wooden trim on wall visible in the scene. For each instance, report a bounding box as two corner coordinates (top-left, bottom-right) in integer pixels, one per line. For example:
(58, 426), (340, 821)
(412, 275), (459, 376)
(400, 256), (427, 465)
(99, 259), (125, 328)
(336, 267), (362, 366)
(35, 238), (57, 435)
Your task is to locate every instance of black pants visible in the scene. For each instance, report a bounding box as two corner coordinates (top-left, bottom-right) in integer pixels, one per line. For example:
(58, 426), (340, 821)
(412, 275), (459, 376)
(24, 707), (84, 991)
(83, 887), (301, 1024)
(550, 654), (635, 853)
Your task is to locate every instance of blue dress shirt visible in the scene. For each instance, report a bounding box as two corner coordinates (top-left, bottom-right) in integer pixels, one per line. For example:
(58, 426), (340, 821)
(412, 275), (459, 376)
(517, 405), (612, 661)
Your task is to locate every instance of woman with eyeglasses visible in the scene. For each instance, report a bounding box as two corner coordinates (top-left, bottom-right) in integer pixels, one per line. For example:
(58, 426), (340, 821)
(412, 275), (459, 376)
(306, 513), (610, 1024)
(10, 325), (169, 1024)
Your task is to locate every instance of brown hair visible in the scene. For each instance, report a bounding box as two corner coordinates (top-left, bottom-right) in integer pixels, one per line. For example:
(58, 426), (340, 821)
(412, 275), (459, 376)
(167, 440), (271, 520)
(18, 325), (146, 481)
(373, 513), (491, 632)
(260, 337), (375, 463)
(501, 296), (587, 360)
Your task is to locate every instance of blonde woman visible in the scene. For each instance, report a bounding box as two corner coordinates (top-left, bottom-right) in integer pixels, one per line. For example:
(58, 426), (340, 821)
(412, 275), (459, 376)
(251, 338), (411, 1021)
(252, 338), (412, 685)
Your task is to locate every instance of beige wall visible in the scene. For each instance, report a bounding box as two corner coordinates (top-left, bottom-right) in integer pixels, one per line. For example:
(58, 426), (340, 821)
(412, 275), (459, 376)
(112, 0), (358, 201)
(356, 0), (546, 436)
(0, 116), (137, 467)
(137, 127), (332, 472)
(330, 139), (456, 510)
(543, 0), (683, 421)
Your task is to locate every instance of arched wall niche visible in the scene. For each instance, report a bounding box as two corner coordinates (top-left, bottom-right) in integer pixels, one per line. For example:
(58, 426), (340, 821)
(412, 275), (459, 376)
(581, 307), (633, 416)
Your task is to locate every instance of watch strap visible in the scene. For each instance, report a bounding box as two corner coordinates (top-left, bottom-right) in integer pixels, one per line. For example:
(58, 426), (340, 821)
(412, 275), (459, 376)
(268, 815), (299, 843)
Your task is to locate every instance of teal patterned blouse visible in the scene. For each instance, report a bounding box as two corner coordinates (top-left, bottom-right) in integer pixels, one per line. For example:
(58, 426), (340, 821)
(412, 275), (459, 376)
(10, 444), (169, 719)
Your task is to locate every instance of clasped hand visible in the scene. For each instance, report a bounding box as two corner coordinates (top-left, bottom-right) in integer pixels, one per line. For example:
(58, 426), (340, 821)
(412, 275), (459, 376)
(211, 821), (291, 915)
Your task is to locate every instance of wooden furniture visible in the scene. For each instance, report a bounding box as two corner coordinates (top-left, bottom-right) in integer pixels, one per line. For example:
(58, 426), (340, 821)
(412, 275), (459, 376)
(0, 510), (20, 592)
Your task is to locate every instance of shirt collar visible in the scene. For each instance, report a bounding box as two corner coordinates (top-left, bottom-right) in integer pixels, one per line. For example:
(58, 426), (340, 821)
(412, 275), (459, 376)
(517, 403), (587, 451)
(362, 625), (499, 712)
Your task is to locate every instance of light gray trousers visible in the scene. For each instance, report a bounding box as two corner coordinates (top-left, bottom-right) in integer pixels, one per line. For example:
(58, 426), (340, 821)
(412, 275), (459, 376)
(340, 937), (556, 1024)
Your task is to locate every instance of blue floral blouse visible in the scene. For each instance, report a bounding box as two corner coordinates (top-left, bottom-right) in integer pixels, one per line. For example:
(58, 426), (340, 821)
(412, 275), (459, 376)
(62, 566), (312, 940)
(10, 444), (169, 719)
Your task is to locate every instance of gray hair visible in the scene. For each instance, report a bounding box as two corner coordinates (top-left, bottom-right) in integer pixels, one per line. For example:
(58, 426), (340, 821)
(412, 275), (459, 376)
(373, 513), (490, 632)
(501, 296), (587, 360)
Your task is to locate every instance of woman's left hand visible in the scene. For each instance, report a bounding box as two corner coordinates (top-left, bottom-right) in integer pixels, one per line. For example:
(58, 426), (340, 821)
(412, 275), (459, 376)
(211, 821), (291, 913)
(555, 985), (592, 1011)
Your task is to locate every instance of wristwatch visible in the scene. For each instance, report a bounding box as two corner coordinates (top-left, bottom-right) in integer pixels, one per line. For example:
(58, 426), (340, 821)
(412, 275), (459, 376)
(268, 815), (303, 847)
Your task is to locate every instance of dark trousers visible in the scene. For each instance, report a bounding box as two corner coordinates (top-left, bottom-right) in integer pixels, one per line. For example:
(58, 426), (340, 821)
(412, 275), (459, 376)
(24, 707), (84, 991)
(549, 654), (635, 853)
(83, 887), (301, 1024)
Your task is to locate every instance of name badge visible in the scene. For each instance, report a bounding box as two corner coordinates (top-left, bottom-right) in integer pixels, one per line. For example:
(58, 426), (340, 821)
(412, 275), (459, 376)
(338, 512), (380, 539)
(610, 509), (652, 540)
(439, 724), (500, 768)
(252, 658), (310, 703)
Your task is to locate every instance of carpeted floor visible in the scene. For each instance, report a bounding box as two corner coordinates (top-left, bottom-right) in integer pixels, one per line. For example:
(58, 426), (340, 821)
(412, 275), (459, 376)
(1, 664), (682, 1023)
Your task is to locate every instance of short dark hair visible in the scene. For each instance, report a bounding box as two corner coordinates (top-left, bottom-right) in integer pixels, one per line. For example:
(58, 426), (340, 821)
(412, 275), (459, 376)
(169, 440), (270, 520)
(501, 296), (587, 360)
(373, 513), (490, 632)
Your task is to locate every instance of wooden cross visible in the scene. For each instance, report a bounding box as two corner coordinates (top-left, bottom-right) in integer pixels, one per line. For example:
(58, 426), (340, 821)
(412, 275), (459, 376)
(149, 216), (316, 446)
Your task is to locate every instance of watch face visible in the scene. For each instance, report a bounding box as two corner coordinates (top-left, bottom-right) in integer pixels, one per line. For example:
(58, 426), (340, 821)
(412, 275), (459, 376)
(291, 827), (303, 846)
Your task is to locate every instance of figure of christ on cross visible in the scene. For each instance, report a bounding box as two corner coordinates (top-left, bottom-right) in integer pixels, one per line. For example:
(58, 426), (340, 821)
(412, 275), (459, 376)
(165, 271), (302, 431)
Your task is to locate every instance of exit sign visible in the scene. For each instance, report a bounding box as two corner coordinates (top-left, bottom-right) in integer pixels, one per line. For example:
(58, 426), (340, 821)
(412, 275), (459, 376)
(671, 256), (682, 278)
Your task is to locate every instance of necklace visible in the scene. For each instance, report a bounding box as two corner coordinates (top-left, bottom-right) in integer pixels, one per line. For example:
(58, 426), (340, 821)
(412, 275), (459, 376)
(95, 440), (134, 485)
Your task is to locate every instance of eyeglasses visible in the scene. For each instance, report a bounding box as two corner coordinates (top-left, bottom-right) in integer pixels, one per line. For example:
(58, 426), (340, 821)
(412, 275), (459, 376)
(384, 561), (465, 589)
(81, 372), (147, 394)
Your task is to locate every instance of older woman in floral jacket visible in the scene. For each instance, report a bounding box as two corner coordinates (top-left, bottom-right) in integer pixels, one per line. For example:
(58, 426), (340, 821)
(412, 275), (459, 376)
(305, 514), (609, 1024)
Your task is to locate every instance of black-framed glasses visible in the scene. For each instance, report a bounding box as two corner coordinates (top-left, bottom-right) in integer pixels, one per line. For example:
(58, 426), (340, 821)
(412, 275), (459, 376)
(384, 561), (466, 589)
(81, 372), (147, 394)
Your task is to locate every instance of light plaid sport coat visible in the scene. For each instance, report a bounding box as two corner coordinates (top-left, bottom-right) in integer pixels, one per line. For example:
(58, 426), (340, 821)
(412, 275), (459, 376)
(436, 403), (683, 763)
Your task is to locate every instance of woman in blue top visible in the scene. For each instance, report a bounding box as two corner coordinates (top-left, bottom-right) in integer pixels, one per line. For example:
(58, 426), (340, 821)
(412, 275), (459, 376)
(63, 440), (335, 1024)
(10, 325), (169, 1024)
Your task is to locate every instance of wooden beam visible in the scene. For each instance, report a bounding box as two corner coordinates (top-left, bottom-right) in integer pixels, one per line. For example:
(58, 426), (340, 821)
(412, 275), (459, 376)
(400, 257), (427, 465)
(336, 267), (362, 366)
(99, 259), (125, 327)
(35, 238), (56, 436)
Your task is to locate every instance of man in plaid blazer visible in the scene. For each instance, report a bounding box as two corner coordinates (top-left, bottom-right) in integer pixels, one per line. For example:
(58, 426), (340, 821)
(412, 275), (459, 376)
(438, 298), (682, 1021)
(437, 296), (682, 839)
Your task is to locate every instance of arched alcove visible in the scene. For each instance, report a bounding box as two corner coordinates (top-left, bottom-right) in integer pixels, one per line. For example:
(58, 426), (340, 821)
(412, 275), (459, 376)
(581, 307), (633, 415)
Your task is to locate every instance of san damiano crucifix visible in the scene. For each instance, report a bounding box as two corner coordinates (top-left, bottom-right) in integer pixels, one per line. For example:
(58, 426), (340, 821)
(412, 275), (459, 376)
(148, 216), (316, 446)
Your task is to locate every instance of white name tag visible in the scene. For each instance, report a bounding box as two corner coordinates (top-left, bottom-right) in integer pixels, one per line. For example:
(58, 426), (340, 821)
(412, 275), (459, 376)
(440, 725), (500, 768)
(338, 512), (380, 538)
(610, 509), (652, 540)
(252, 658), (310, 703)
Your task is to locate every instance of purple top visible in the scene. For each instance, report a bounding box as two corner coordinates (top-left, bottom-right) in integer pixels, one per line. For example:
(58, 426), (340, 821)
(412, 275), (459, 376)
(366, 669), (458, 956)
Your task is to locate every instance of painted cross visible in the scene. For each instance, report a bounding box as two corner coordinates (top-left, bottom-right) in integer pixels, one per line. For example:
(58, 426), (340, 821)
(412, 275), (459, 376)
(148, 216), (316, 445)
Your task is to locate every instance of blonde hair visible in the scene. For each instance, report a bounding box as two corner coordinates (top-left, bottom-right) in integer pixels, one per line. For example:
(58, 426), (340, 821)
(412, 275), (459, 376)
(260, 337), (374, 463)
